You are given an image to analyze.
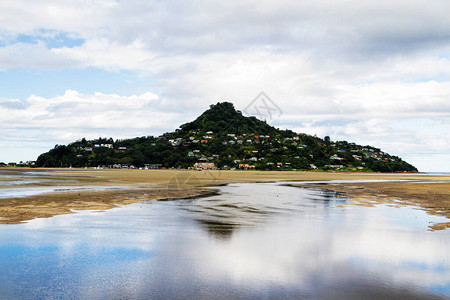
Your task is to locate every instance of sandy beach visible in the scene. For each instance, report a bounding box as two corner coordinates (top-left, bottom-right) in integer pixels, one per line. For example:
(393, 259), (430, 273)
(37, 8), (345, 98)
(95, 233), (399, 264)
(1, 168), (449, 228)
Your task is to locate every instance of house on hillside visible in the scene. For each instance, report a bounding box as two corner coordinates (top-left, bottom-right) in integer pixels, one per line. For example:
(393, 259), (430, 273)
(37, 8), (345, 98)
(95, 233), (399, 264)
(330, 154), (342, 160)
(193, 162), (217, 170)
(145, 164), (163, 169)
(238, 163), (255, 169)
(325, 164), (343, 169)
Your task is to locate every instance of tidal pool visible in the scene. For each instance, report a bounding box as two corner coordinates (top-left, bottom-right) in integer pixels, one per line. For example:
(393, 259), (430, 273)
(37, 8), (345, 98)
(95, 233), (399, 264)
(0, 182), (448, 299)
(0, 185), (131, 199)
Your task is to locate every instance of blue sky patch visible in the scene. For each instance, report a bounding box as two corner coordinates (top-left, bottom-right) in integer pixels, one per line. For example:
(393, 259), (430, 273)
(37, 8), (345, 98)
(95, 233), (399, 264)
(0, 67), (150, 99)
(14, 30), (84, 49)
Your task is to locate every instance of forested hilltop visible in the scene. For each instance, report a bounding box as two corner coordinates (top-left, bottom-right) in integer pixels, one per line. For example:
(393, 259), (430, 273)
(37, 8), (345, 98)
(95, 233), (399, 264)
(36, 102), (417, 172)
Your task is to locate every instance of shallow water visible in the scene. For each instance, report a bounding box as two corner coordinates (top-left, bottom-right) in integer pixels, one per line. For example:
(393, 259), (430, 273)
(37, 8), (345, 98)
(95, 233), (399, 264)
(0, 185), (130, 199)
(0, 180), (47, 186)
(0, 169), (126, 198)
(0, 182), (449, 299)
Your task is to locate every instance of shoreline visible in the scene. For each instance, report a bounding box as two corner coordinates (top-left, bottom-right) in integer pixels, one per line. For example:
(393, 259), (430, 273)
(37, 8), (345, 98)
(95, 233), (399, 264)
(297, 181), (450, 230)
(0, 187), (218, 224)
(0, 169), (449, 228)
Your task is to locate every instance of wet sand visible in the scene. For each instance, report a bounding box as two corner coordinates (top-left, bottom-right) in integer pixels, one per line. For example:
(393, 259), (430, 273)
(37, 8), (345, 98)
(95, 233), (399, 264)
(1, 168), (449, 228)
(0, 188), (217, 224)
(299, 181), (450, 230)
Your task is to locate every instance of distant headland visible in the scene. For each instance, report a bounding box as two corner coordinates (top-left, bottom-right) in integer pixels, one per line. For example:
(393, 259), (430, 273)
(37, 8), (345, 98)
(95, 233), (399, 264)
(35, 102), (417, 172)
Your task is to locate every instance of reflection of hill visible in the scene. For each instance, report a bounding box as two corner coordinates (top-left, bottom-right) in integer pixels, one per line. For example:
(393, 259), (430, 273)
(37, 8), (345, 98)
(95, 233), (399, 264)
(183, 197), (269, 240)
(177, 183), (349, 239)
(195, 219), (237, 240)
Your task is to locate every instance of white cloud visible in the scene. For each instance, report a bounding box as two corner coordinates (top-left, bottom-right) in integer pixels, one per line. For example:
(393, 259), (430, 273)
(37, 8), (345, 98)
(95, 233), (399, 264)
(0, 41), (78, 69)
(53, 38), (156, 70)
(0, 89), (173, 131)
(2, 0), (450, 68)
(1, 0), (450, 170)
(0, 0), (114, 37)
(0, 90), (190, 162)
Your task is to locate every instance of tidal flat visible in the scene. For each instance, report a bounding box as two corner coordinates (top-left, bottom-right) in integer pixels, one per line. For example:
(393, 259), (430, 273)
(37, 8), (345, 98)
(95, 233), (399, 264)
(0, 168), (449, 228)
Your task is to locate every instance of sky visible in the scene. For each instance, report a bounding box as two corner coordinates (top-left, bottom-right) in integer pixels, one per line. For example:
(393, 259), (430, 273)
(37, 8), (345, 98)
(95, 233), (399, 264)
(0, 0), (449, 172)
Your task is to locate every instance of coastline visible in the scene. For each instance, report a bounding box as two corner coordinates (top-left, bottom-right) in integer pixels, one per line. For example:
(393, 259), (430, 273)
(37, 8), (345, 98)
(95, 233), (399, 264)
(1, 168), (449, 228)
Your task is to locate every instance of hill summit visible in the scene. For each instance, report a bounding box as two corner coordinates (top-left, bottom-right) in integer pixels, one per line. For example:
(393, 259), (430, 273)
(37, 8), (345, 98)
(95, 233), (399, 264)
(36, 102), (417, 172)
(178, 102), (277, 135)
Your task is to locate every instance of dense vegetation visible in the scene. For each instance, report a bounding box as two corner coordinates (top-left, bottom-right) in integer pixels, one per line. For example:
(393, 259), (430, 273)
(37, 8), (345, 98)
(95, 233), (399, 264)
(36, 102), (417, 172)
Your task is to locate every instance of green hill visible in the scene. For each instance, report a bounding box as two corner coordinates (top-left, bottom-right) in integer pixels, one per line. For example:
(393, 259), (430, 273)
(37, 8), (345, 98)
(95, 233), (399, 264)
(36, 102), (418, 172)
(177, 102), (279, 136)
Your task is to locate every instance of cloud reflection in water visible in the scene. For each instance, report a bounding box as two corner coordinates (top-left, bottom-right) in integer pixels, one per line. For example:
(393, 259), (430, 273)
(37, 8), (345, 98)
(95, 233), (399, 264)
(0, 182), (448, 299)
